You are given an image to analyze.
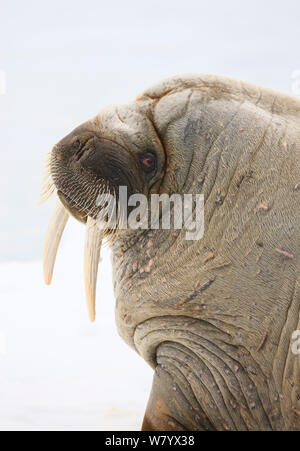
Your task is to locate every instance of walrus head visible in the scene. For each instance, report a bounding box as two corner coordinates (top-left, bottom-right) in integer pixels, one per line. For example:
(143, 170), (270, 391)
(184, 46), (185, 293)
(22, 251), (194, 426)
(43, 94), (168, 321)
(43, 74), (300, 430)
(50, 117), (166, 224)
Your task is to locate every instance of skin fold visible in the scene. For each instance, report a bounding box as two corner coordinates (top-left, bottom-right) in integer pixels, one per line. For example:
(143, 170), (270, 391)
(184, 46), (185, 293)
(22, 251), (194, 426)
(48, 74), (300, 431)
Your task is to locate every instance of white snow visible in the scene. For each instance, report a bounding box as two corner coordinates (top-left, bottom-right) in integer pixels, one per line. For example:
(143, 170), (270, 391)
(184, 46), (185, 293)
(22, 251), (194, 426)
(0, 221), (153, 431)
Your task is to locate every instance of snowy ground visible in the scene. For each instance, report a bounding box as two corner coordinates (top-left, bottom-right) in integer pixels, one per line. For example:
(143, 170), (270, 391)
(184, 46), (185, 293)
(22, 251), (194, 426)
(0, 221), (153, 431)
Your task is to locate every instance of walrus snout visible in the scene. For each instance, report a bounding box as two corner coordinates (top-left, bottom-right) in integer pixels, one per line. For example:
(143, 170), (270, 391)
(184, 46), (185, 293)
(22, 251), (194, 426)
(50, 125), (142, 223)
(57, 190), (87, 223)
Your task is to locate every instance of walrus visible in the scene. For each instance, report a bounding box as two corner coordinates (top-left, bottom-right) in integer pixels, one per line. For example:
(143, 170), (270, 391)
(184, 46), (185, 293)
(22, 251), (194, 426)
(43, 74), (300, 431)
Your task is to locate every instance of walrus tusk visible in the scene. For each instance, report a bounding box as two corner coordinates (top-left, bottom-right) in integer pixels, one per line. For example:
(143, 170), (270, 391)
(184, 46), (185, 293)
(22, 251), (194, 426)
(84, 217), (103, 322)
(43, 199), (70, 285)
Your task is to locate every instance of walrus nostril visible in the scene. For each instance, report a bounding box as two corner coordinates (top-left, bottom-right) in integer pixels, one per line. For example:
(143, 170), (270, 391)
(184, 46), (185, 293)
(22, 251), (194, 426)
(73, 141), (86, 162)
(52, 136), (94, 167)
(71, 137), (95, 163)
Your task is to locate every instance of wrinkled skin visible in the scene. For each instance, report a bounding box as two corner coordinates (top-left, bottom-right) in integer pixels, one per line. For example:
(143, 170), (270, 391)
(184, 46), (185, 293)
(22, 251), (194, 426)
(50, 74), (300, 430)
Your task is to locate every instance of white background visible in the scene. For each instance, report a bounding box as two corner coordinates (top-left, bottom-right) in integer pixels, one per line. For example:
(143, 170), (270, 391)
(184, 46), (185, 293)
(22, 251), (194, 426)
(0, 0), (299, 431)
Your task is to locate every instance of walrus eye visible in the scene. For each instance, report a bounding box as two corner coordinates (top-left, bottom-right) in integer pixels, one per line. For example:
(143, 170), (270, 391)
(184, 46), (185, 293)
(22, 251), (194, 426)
(139, 152), (157, 173)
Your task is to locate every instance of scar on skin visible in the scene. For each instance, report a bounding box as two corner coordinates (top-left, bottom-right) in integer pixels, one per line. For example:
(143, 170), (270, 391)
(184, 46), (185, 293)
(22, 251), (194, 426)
(256, 330), (268, 352)
(215, 193), (224, 205)
(275, 248), (294, 259)
(144, 257), (156, 273)
(211, 261), (231, 270)
(256, 203), (269, 211)
(182, 276), (216, 306)
(294, 183), (300, 191)
(293, 408), (300, 418)
(202, 252), (215, 264)
(123, 312), (129, 320)
(193, 305), (206, 311)
(230, 233), (239, 242)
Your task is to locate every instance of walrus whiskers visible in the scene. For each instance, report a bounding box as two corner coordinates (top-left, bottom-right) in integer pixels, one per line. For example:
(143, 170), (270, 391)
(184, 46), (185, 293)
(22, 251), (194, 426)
(40, 151), (55, 204)
(43, 199), (69, 285)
